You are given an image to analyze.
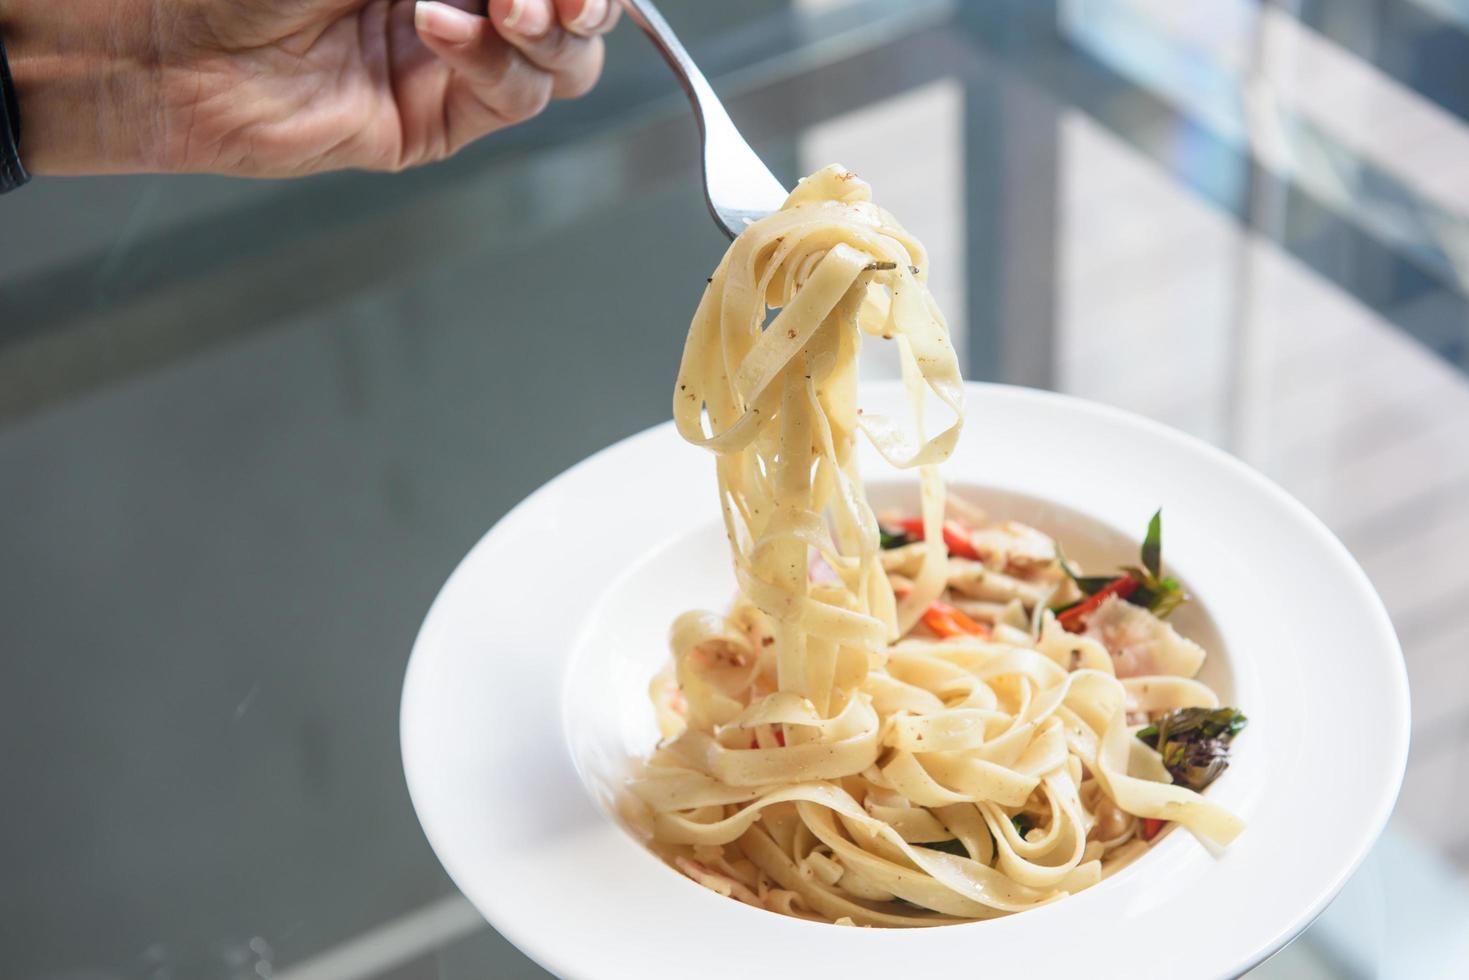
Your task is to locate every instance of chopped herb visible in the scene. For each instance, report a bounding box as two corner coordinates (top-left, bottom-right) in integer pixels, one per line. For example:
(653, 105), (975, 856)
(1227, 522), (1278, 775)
(1053, 511), (1188, 621)
(1011, 814), (1034, 837)
(920, 838), (969, 857)
(1127, 572), (1188, 619)
(1136, 707), (1247, 792)
(1073, 574), (1124, 595)
(864, 261), (898, 271)
(1140, 510), (1162, 579)
(879, 526), (913, 550)
(1125, 509), (1188, 617)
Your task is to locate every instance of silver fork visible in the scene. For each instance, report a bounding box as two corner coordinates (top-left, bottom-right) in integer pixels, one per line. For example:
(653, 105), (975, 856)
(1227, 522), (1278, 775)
(619, 0), (790, 239)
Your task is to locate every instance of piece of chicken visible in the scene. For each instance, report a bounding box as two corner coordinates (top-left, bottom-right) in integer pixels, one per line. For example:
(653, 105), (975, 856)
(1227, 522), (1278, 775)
(1082, 595), (1206, 678)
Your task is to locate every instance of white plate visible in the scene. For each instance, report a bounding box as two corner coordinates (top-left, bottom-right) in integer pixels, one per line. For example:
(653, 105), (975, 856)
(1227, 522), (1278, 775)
(401, 383), (1409, 980)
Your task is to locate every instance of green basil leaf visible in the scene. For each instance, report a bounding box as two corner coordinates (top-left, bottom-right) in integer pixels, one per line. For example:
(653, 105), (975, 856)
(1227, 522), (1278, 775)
(1142, 509), (1163, 579)
(880, 528), (912, 550)
(1149, 584), (1188, 619)
(1074, 575), (1119, 596)
(920, 838), (969, 857)
(1141, 708), (1248, 791)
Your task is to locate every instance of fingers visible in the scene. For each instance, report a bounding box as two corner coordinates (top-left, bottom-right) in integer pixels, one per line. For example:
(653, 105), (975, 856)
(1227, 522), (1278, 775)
(409, 0), (615, 159)
(414, 3), (553, 134)
(487, 0), (611, 98)
(552, 0), (623, 37)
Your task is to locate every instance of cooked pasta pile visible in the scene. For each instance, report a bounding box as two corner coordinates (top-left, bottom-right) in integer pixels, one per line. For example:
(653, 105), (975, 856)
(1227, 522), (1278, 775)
(629, 166), (1245, 926)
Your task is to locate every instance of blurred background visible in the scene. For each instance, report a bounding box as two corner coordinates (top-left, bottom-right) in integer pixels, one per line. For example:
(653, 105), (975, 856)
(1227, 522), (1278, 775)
(3, 0), (1467, 976)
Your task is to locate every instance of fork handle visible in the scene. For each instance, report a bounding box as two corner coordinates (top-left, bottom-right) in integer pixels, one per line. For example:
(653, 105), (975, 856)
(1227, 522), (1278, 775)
(618, 0), (728, 140)
(618, 0), (789, 238)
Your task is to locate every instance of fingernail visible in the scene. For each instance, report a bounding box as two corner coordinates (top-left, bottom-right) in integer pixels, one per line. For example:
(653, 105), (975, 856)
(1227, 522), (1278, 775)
(503, 0), (551, 36)
(569, 0), (607, 34)
(416, 1), (478, 44)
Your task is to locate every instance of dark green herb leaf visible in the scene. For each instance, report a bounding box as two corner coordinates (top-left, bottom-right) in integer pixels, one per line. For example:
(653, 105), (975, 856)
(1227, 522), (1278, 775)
(1141, 509), (1163, 580)
(920, 838), (969, 857)
(880, 527), (913, 550)
(1056, 544), (1120, 598)
(1011, 814), (1034, 837)
(1149, 580), (1188, 618)
(1135, 707), (1248, 792)
(1075, 575), (1121, 596)
(1170, 707), (1248, 741)
(1122, 566), (1187, 619)
(1162, 741), (1231, 792)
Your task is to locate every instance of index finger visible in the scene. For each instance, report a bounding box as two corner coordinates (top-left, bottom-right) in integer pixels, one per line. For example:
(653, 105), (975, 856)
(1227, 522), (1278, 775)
(553, 0), (622, 37)
(488, 0), (606, 97)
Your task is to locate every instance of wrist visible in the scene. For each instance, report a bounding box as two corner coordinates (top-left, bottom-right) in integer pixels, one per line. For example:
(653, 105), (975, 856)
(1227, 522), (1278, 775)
(0, 0), (165, 175)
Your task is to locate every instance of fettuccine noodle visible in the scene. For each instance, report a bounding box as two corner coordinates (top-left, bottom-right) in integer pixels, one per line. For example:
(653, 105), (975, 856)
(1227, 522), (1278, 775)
(630, 166), (1244, 926)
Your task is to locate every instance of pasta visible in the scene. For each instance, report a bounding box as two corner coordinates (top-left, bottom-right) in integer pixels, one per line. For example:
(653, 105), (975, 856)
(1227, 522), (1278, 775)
(630, 165), (1246, 925)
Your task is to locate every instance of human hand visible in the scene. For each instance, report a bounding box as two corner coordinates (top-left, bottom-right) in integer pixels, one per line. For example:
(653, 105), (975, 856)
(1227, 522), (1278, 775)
(3, 0), (619, 177)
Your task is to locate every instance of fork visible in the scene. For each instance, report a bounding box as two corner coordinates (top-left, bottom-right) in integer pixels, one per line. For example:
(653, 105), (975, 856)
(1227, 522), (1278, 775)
(619, 0), (790, 239)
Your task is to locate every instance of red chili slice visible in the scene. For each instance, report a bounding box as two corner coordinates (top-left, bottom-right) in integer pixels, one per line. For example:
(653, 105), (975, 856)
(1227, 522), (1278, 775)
(891, 517), (981, 560)
(1057, 575), (1138, 632)
(941, 521), (981, 560)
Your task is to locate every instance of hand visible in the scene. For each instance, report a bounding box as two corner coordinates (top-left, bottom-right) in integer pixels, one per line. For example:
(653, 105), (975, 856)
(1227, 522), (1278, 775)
(3, 0), (620, 177)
